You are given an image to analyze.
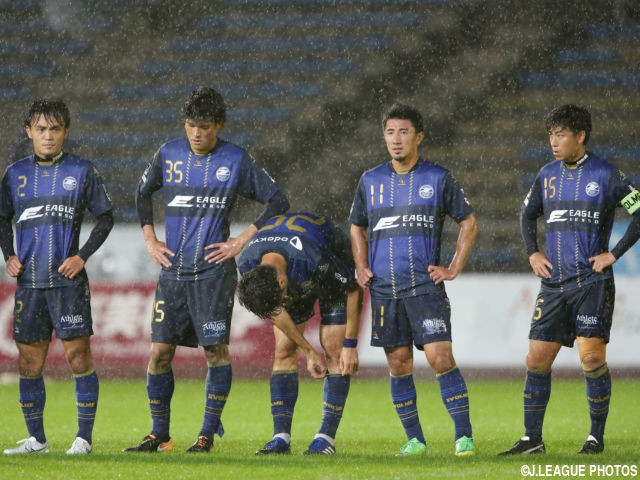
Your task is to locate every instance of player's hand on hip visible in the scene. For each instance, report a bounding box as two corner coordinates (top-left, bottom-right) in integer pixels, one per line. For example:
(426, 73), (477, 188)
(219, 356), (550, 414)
(339, 347), (359, 375)
(589, 252), (616, 273)
(356, 267), (373, 289)
(428, 265), (456, 285)
(205, 237), (244, 263)
(306, 349), (327, 379)
(145, 239), (174, 268)
(529, 252), (552, 279)
(6, 255), (24, 277)
(58, 255), (85, 279)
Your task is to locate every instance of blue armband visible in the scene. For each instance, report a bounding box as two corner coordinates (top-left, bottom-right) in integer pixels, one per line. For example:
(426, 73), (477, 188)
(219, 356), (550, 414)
(343, 338), (358, 348)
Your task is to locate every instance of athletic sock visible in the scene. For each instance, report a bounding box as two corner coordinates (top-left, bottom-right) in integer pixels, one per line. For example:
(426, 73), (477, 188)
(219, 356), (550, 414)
(390, 374), (425, 444)
(584, 363), (610, 444)
(19, 376), (46, 443)
(437, 367), (472, 440)
(317, 374), (350, 439)
(147, 370), (174, 441)
(270, 371), (298, 437)
(523, 370), (551, 443)
(199, 364), (232, 438)
(74, 371), (99, 444)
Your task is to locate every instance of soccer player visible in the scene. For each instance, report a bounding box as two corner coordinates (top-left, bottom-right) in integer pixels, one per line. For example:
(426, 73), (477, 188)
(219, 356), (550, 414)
(237, 212), (362, 456)
(0, 99), (114, 455)
(125, 87), (289, 454)
(500, 104), (640, 455)
(349, 102), (478, 456)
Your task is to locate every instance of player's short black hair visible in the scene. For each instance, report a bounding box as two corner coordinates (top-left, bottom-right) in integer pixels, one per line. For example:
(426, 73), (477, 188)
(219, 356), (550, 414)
(382, 102), (424, 133)
(24, 98), (70, 129)
(181, 86), (226, 124)
(545, 104), (592, 145)
(237, 265), (284, 319)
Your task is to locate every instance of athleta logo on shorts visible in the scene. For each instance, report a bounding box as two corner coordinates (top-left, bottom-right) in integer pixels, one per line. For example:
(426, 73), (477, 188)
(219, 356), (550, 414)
(422, 318), (447, 334)
(202, 321), (226, 337)
(577, 314), (598, 326)
(60, 314), (84, 328)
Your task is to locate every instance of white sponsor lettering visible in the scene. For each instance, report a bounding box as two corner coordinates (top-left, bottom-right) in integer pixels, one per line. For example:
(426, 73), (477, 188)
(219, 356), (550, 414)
(577, 314), (598, 325)
(290, 236), (303, 251)
(547, 209), (600, 224)
(372, 216), (400, 231)
(547, 210), (568, 223)
(17, 206), (45, 222)
(168, 195), (194, 207)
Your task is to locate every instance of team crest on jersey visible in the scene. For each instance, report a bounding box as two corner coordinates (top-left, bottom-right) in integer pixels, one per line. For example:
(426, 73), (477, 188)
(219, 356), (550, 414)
(418, 184), (434, 199)
(216, 166), (231, 182)
(585, 182), (600, 197)
(62, 176), (77, 191)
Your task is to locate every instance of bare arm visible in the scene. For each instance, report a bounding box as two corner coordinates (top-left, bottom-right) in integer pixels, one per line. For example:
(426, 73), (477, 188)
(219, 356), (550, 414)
(428, 213), (478, 284)
(205, 224), (258, 264)
(142, 224), (175, 268)
(350, 224), (373, 289)
(339, 286), (363, 375)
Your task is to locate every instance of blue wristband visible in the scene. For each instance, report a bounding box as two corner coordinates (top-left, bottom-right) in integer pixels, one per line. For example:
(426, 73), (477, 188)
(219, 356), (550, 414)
(343, 338), (358, 348)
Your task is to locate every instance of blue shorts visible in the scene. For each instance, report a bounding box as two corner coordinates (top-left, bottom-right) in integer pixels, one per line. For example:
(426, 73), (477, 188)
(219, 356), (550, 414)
(370, 292), (452, 349)
(151, 273), (237, 347)
(13, 282), (93, 343)
(529, 278), (615, 347)
(287, 291), (347, 326)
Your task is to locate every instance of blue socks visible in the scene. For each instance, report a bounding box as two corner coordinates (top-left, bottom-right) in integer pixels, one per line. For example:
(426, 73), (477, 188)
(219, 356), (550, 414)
(19, 376), (46, 443)
(584, 363), (610, 444)
(199, 364), (232, 439)
(318, 374), (350, 439)
(270, 371), (299, 436)
(147, 370), (174, 440)
(437, 367), (472, 440)
(74, 371), (99, 444)
(390, 374), (425, 443)
(523, 370), (551, 442)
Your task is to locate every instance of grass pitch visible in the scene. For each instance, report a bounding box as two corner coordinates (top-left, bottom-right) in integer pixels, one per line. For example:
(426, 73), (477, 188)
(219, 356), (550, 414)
(0, 375), (638, 479)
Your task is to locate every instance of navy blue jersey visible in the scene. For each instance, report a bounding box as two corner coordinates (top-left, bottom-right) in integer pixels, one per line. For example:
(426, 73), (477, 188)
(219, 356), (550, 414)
(237, 212), (356, 310)
(349, 159), (473, 298)
(0, 153), (112, 288)
(522, 152), (638, 289)
(137, 137), (283, 281)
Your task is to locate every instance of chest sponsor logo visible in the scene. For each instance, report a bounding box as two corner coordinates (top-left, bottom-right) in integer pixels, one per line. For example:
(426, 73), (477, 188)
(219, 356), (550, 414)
(62, 176), (77, 191)
(203, 321), (226, 337)
(546, 209), (600, 224)
(248, 235), (292, 247)
(372, 214), (435, 231)
(585, 182), (600, 197)
(216, 166), (231, 182)
(17, 204), (75, 223)
(418, 184), (434, 199)
(167, 195), (228, 209)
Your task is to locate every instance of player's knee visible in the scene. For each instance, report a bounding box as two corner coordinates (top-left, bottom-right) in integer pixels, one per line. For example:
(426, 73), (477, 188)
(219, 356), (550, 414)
(204, 344), (229, 366)
(580, 353), (605, 371)
(525, 352), (553, 373)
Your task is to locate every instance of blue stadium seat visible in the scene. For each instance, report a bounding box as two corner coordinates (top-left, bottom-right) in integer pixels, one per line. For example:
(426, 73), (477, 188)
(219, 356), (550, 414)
(554, 48), (618, 63)
(0, 63), (58, 76)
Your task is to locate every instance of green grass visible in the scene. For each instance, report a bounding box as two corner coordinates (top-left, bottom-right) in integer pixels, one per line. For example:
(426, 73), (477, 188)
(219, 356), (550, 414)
(1, 377), (639, 479)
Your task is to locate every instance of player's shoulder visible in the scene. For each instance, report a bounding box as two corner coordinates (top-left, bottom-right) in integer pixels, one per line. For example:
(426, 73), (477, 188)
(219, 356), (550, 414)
(586, 152), (617, 172)
(361, 161), (391, 180)
(417, 157), (449, 176)
(5, 155), (32, 174)
(158, 137), (190, 155)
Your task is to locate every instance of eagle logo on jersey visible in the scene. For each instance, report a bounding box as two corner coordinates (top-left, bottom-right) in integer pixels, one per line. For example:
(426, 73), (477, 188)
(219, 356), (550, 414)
(418, 184), (434, 199)
(585, 182), (600, 197)
(216, 166), (231, 182)
(62, 176), (77, 191)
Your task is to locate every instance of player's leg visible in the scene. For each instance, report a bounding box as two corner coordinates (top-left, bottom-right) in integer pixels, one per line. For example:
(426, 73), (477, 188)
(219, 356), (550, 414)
(188, 273), (236, 453)
(577, 337), (608, 453)
(304, 322), (348, 455)
(125, 278), (183, 453)
(53, 284), (98, 454)
(574, 278), (614, 454)
(4, 288), (51, 455)
(423, 341), (474, 456)
(257, 323), (304, 455)
(61, 335), (97, 454)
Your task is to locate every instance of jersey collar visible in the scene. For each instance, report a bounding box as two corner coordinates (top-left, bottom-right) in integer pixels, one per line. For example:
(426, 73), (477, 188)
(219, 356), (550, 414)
(34, 150), (65, 166)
